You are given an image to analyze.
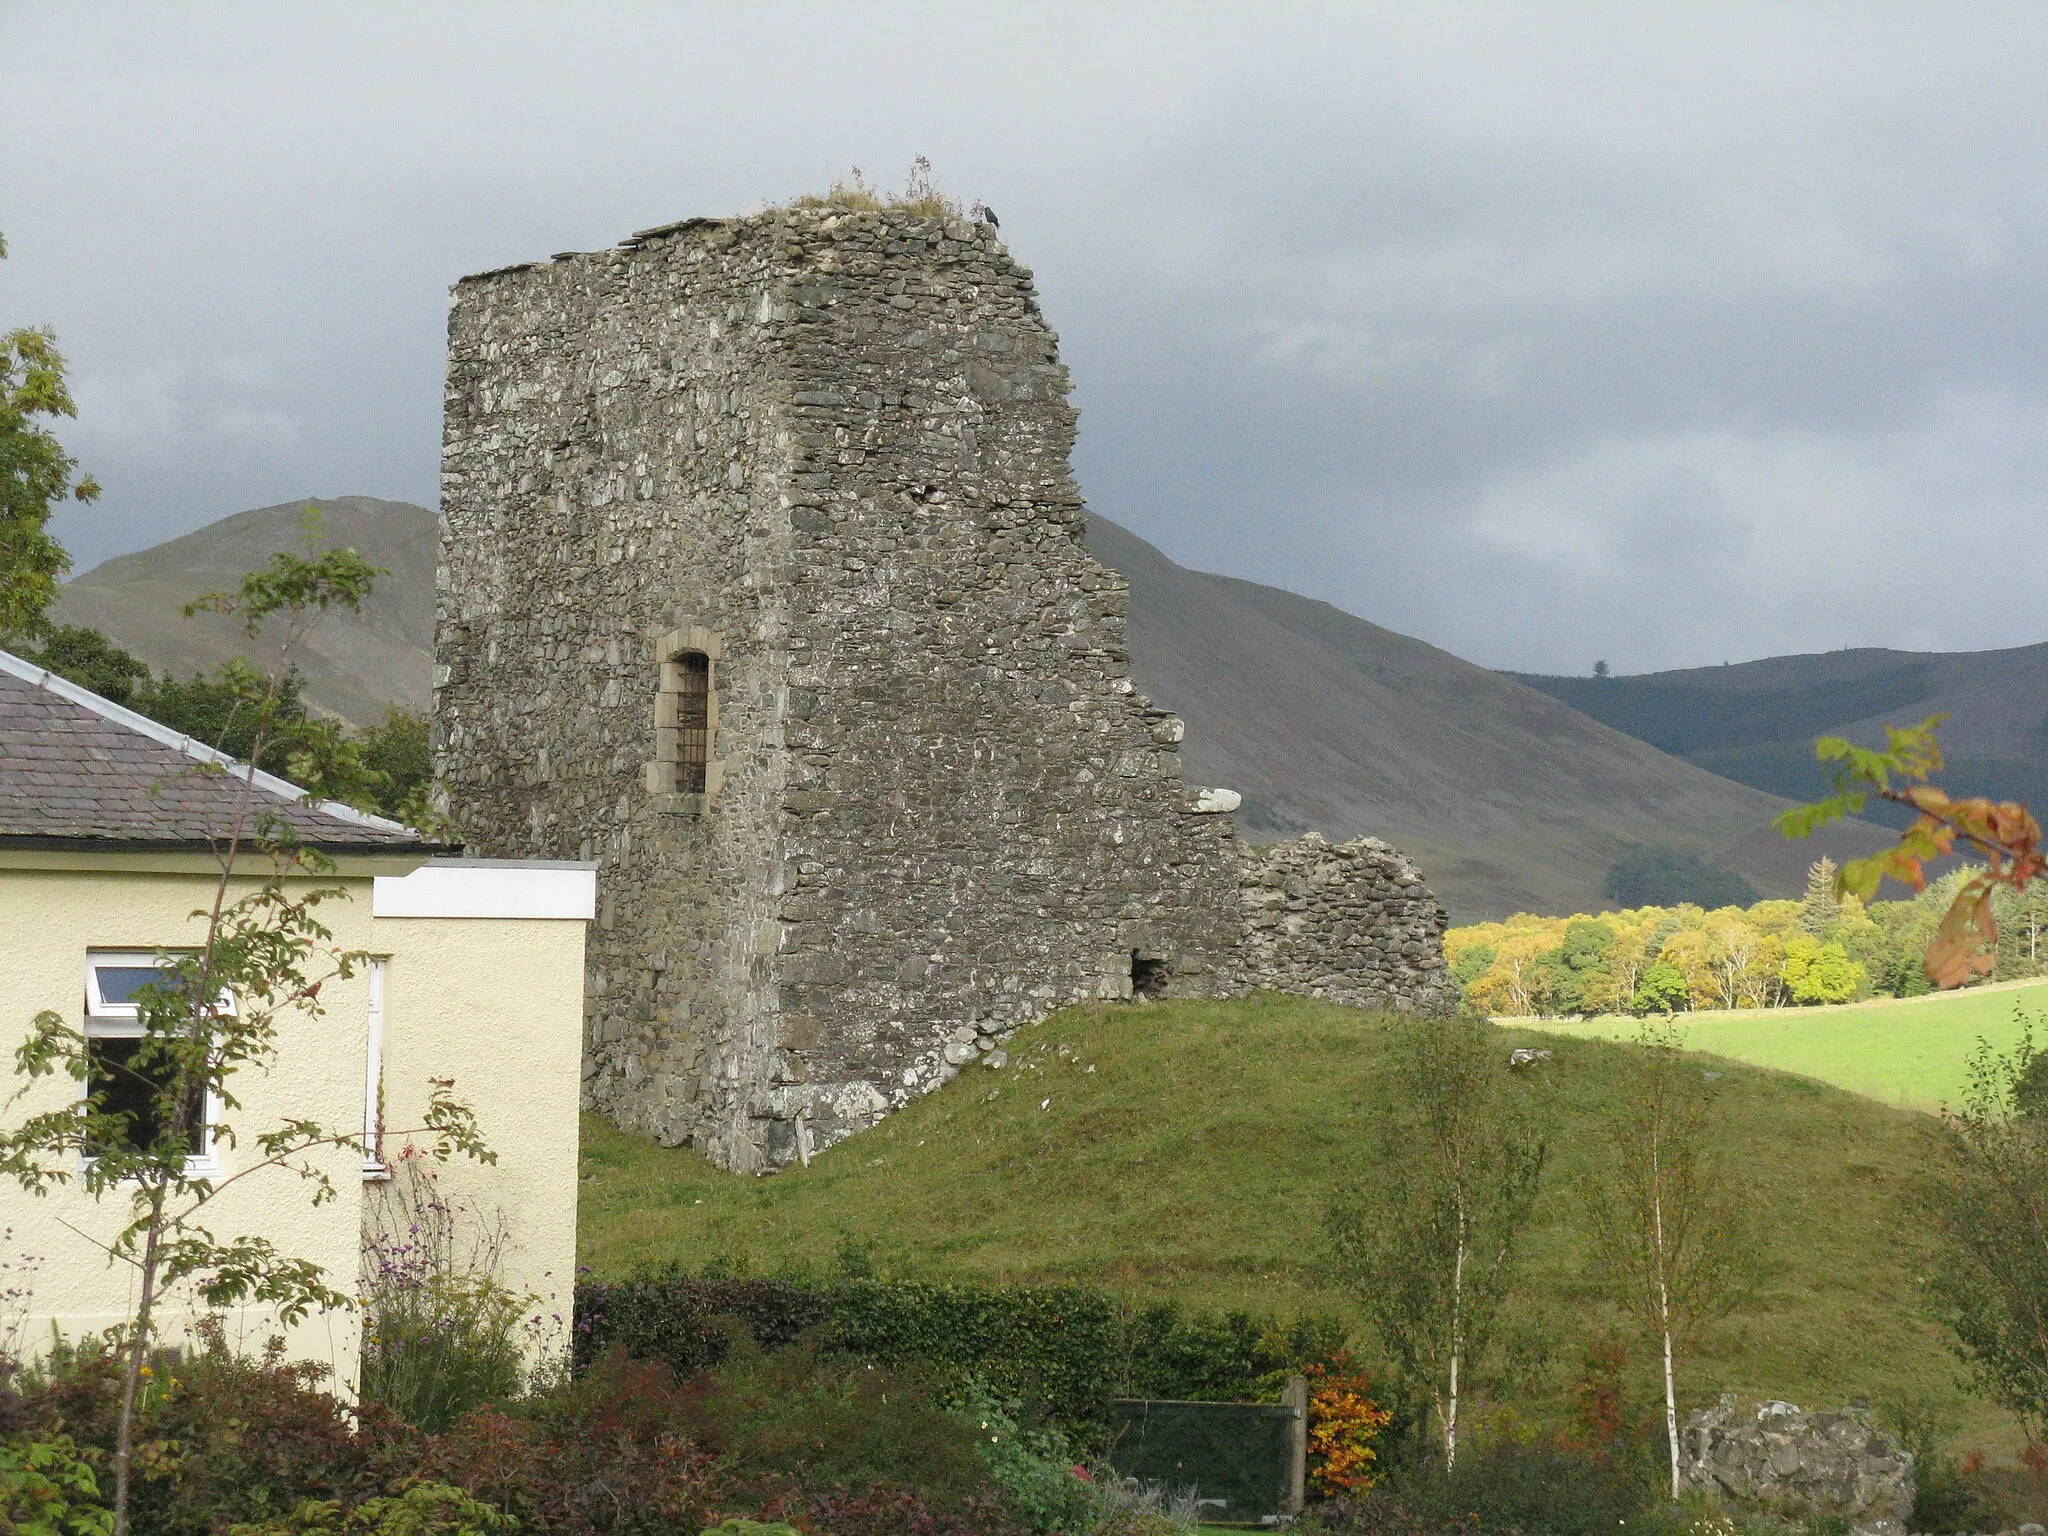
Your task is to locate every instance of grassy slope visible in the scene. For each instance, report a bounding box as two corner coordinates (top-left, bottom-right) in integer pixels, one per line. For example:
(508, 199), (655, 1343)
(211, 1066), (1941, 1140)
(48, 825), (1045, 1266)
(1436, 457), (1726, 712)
(580, 996), (2013, 1452)
(1516, 977), (2048, 1111)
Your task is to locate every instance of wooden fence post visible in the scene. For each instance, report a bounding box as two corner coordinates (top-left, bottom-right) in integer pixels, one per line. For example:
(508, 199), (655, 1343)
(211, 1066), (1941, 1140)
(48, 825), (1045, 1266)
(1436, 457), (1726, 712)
(1283, 1373), (1308, 1515)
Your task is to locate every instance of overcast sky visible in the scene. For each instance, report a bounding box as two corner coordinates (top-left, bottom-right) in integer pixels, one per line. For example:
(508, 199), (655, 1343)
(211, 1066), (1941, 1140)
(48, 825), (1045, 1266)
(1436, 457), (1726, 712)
(5, 4), (2045, 675)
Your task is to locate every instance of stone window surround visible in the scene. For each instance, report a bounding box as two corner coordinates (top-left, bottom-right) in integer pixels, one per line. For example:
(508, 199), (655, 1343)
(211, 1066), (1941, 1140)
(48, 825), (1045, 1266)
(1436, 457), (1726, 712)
(645, 624), (725, 815)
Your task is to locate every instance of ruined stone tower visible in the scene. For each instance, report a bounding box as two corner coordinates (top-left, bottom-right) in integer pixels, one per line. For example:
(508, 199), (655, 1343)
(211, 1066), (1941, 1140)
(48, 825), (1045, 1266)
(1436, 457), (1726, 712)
(435, 206), (1452, 1173)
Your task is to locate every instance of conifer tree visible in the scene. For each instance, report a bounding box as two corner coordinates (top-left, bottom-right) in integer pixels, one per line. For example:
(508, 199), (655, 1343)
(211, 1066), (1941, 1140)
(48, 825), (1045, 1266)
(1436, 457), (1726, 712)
(1800, 856), (1841, 937)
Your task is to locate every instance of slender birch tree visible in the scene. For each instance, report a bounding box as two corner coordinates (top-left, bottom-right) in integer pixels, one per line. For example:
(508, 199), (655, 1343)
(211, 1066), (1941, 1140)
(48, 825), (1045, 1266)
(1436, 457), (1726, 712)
(1585, 1022), (1749, 1499)
(1327, 1015), (1548, 1471)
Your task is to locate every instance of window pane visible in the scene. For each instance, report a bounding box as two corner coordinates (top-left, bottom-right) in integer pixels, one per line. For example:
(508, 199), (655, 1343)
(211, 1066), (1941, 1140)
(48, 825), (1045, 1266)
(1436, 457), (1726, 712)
(93, 965), (165, 1007)
(87, 1037), (204, 1156)
(674, 652), (710, 793)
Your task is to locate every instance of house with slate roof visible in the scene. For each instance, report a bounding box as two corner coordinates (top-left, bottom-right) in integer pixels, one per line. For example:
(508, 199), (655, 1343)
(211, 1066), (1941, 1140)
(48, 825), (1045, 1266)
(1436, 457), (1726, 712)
(0, 647), (593, 1390)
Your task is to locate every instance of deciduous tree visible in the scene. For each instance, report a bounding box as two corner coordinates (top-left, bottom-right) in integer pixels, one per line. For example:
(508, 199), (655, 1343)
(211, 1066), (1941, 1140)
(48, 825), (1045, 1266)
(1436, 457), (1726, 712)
(1585, 1023), (1750, 1498)
(0, 231), (101, 639)
(1917, 1021), (2048, 1434)
(1326, 1016), (1548, 1470)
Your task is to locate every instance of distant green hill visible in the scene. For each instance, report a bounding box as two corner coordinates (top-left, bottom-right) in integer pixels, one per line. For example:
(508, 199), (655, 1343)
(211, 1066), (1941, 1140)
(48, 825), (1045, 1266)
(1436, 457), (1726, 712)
(580, 996), (2009, 1451)
(50, 496), (436, 725)
(1513, 646), (2048, 828)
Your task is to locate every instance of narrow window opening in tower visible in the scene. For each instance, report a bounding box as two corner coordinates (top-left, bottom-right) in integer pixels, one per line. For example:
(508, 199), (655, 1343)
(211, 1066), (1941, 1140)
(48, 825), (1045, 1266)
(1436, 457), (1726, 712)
(672, 652), (711, 793)
(1131, 953), (1169, 1001)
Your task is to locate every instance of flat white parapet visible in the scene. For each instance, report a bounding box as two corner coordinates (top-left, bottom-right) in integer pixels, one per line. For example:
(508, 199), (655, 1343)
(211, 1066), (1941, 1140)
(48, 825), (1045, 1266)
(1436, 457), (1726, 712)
(373, 858), (598, 920)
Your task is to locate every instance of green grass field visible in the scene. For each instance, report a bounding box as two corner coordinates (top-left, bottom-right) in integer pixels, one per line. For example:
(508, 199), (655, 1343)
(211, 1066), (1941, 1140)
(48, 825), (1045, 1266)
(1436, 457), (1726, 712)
(578, 995), (2023, 1456)
(1514, 977), (2048, 1111)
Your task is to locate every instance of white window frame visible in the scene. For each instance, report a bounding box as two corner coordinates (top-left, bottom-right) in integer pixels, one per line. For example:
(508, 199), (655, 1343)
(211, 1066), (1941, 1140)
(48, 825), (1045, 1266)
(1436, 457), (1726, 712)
(362, 958), (388, 1180)
(83, 951), (224, 1173)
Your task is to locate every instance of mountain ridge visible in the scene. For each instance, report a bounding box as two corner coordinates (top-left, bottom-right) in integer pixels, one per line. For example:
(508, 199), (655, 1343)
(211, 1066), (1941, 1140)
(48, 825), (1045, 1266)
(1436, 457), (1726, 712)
(1513, 643), (2048, 826)
(47, 497), (1897, 921)
(49, 495), (436, 728)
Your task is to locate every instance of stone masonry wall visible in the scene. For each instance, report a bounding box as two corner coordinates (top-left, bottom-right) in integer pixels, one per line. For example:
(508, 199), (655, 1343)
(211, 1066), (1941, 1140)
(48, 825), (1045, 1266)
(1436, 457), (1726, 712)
(436, 206), (1451, 1175)
(1238, 834), (1455, 1012)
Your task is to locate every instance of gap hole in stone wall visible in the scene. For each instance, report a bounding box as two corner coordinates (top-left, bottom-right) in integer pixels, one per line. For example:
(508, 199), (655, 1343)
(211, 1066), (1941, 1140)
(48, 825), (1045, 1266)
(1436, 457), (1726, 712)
(1131, 953), (1170, 1001)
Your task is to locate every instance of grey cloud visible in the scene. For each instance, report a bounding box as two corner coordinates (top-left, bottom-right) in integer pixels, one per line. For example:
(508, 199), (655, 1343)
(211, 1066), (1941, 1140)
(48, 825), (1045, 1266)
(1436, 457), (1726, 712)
(6, 2), (2047, 673)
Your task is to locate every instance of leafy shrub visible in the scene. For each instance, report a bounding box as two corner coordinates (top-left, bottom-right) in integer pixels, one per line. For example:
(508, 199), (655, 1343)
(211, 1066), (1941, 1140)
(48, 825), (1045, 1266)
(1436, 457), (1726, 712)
(572, 1269), (831, 1378)
(0, 1434), (111, 1536)
(753, 1484), (1028, 1536)
(821, 1280), (1121, 1433)
(1113, 1302), (1343, 1403)
(415, 1352), (730, 1535)
(945, 1383), (1091, 1534)
(1078, 1476), (1202, 1536)
(226, 1481), (516, 1535)
(1378, 1437), (1663, 1536)
(7, 1329), (404, 1536)
(363, 1270), (532, 1435)
(673, 1342), (996, 1512)
(1878, 1399), (1998, 1534)
(575, 1267), (1348, 1438)
(1305, 1356), (1393, 1497)
(1302, 1493), (1518, 1536)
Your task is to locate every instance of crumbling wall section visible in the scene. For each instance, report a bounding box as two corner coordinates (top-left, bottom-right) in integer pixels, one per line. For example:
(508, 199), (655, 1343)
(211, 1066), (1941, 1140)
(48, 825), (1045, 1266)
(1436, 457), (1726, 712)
(1236, 833), (1454, 1013)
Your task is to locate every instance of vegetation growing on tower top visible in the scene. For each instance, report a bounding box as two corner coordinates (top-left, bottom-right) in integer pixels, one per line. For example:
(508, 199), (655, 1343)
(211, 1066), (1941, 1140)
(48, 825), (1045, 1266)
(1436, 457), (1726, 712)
(786, 156), (966, 219)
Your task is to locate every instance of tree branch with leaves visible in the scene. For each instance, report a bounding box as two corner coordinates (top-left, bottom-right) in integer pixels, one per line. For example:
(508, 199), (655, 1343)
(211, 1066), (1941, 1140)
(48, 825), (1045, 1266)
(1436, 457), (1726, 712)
(1778, 715), (2045, 989)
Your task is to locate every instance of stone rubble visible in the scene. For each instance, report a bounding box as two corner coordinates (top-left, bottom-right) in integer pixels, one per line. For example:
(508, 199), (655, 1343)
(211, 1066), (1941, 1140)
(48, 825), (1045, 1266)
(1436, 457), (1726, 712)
(1679, 1396), (1914, 1536)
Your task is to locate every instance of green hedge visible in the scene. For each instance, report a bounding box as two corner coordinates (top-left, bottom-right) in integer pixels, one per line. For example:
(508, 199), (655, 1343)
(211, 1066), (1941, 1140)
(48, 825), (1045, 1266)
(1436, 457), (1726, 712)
(573, 1267), (1344, 1433)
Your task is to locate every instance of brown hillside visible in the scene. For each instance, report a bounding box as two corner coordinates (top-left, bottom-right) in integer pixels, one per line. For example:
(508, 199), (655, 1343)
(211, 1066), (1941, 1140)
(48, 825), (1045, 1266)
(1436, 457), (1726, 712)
(53, 498), (1889, 920)
(1084, 516), (1892, 919)
(51, 496), (436, 726)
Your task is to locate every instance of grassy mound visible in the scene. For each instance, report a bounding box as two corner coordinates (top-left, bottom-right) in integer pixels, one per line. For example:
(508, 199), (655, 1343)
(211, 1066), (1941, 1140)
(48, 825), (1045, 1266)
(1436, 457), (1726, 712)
(579, 997), (2007, 1450)
(1519, 977), (2048, 1110)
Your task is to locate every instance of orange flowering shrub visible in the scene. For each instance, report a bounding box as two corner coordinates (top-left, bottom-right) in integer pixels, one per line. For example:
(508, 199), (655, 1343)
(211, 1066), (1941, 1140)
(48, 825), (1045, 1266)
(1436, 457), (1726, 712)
(1304, 1355), (1393, 1498)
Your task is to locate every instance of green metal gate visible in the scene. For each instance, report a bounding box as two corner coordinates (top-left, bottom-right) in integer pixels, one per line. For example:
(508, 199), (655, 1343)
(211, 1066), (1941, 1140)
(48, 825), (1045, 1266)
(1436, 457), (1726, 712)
(1108, 1397), (1302, 1522)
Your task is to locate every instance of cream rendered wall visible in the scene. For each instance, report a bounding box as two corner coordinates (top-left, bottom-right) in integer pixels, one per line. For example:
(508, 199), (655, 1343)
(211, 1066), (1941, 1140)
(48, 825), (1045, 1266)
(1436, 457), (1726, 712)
(0, 857), (592, 1395)
(0, 865), (376, 1387)
(366, 904), (588, 1364)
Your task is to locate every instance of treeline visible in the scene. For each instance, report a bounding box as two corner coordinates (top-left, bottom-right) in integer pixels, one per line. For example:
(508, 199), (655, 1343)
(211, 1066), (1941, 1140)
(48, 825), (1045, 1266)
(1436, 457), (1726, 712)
(13, 622), (432, 824)
(1447, 858), (2048, 1017)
